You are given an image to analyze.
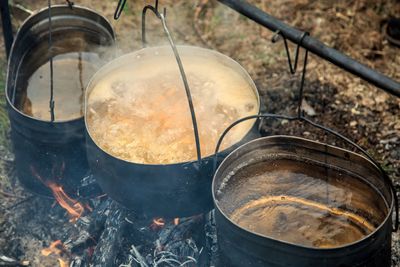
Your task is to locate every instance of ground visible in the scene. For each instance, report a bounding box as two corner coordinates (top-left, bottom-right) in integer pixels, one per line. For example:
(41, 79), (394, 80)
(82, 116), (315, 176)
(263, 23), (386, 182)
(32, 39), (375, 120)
(0, 0), (399, 266)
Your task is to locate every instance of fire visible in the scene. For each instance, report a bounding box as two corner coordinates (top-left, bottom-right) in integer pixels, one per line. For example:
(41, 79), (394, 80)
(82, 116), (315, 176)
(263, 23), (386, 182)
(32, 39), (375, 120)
(153, 218), (165, 226)
(46, 181), (85, 222)
(41, 240), (69, 267)
(150, 217), (181, 230)
(30, 166), (85, 222)
(58, 259), (69, 267)
(150, 217), (166, 230)
(174, 218), (180, 225)
(41, 240), (64, 256)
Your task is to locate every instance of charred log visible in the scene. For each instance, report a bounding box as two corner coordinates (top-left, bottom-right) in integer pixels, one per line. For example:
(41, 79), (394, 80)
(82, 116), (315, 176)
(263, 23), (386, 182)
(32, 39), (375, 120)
(90, 201), (128, 267)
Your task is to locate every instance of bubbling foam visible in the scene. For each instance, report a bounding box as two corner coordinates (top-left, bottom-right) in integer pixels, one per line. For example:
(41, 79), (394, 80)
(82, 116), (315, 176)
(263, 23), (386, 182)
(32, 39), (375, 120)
(86, 47), (259, 164)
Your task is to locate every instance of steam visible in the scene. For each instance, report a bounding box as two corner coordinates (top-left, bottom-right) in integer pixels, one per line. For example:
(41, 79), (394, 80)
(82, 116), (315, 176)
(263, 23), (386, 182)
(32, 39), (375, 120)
(85, 46), (259, 164)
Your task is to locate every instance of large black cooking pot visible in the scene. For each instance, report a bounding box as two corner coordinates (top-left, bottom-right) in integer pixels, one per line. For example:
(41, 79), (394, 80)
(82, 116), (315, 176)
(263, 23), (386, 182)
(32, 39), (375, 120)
(85, 46), (261, 218)
(213, 135), (398, 267)
(5, 5), (115, 196)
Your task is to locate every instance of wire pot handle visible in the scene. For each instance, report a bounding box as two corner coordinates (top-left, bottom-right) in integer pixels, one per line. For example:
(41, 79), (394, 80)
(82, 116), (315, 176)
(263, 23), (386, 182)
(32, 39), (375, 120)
(212, 113), (399, 232)
(141, 0), (202, 165)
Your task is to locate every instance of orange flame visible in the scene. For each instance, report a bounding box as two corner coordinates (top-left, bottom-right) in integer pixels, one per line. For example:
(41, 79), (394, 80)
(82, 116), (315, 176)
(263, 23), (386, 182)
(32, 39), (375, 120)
(30, 166), (85, 222)
(41, 240), (69, 267)
(47, 181), (85, 222)
(150, 217), (166, 230)
(153, 218), (165, 226)
(58, 259), (69, 267)
(174, 218), (180, 225)
(41, 240), (64, 256)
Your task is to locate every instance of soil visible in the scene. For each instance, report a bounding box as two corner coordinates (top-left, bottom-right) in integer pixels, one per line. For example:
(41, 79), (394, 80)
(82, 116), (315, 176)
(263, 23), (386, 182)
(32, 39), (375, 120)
(0, 0), (399, 266)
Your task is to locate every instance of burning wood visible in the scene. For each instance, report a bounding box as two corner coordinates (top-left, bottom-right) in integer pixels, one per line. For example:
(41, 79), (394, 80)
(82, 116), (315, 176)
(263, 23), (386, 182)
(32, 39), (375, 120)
(30, 165), (86, 222)
(41, 240), (70, 267)
(151, 218), (166, 230)
(58, 258), (69, 267)
(41, 240), (65, 256)
(46, 182), (85, 222)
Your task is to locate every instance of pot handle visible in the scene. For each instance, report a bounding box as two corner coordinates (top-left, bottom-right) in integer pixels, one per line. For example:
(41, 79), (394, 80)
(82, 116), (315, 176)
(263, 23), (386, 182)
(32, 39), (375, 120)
(141, 1), (202, 165)
(213, 113), (399, 232)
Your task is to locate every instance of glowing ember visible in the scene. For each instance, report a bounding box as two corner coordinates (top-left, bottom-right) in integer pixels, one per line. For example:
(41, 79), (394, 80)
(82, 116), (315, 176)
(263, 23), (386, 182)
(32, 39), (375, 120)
(58, 259), (69, 267)
(41, 240), (69, 267)
(153, 218), (165, 226)
(150, 218), (166, 230)
(41, 240), (65, 256)
(30, 166), (85, 222)
(174, 218), (180, 225)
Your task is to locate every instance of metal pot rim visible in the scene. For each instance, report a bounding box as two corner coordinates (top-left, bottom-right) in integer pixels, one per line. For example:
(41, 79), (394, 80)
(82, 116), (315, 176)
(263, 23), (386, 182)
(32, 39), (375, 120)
(84, 45), (261, 167)
(212, 135), (395, 251)
(5, 4), (115, 125)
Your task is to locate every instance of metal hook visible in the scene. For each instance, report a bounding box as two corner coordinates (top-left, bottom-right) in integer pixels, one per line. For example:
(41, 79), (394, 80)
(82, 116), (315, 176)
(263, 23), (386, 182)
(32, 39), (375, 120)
(141, 0), (202, 164)
(271, 31), (309, 74)
(271, 31), (309, 118)
(66, 0), (74, 9)
(142, 0), (166, 47)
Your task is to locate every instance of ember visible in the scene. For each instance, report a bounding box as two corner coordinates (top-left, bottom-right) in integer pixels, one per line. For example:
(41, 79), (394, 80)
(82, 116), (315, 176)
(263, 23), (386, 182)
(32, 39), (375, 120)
(41, 240), (64, 256)
(151, 218), (166, 230)
(41, 240), (70, 267)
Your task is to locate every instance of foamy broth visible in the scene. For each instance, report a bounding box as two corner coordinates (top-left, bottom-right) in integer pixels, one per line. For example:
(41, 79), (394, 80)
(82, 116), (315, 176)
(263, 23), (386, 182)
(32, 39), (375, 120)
(86, 47), (259, 164)
(217, 159), (388, 248)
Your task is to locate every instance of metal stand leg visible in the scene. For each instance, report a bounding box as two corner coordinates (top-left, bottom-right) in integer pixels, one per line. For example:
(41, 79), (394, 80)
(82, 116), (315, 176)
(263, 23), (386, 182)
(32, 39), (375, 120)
(0, 0), (13, 58)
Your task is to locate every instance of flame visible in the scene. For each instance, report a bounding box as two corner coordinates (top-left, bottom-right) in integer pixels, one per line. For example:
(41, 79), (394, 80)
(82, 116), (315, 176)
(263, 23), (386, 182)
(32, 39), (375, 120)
(41, 240), (69, 267)
(153, 218), (165, 226)
(58, 259), (69, 267)
(150, 217), (166, 230)
(30, 166), (85, 222)
(174, 218), (180, 225)
(47, 181), (85, 222)
(41, 240), (64, 256)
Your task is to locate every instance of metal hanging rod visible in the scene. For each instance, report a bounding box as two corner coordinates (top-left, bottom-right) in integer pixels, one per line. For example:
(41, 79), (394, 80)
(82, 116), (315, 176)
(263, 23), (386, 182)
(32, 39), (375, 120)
(217, 0), (400, 98)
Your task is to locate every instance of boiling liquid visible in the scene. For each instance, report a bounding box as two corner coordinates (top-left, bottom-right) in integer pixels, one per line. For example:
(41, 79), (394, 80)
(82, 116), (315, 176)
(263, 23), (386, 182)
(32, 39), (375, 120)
(218, 159), (387, 248)
(21, 52), (99, 121)
(86, 49), (259, 164)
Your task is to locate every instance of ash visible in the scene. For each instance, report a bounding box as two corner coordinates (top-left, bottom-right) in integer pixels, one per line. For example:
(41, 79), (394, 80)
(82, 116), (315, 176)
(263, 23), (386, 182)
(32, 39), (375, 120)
(0, 171), (398, 267)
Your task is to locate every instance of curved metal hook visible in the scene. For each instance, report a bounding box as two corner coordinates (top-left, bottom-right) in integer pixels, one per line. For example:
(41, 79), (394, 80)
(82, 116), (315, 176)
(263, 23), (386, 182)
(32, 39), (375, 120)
(271, 31), (310, 118)
(142, 0), (166, 47)
(141, 1), (202, 165)
(272, 31), (309, 74)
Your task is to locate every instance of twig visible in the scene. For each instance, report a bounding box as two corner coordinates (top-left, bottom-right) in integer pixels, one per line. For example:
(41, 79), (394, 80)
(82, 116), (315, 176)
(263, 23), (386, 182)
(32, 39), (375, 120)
(4, 195), (36, 211)
(0, 255), (29, 266)
(129, 245), (149, 267)
(0, 190), (23, 199)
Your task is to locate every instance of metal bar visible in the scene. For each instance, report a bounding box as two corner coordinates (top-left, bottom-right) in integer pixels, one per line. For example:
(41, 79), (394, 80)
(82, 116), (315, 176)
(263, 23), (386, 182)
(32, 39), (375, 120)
(0, 0), (13, 58)
(218, 0), (400, 98)
(141, 1), (203, 164)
